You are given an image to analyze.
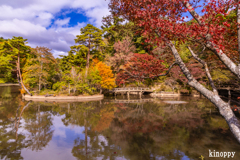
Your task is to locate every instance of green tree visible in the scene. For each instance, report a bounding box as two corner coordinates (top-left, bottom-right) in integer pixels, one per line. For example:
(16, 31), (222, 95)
(101, 16), (149, 55)
(69, 45), (87, 71)
(0, 40), (15, 83)
(22, 46), (56, 91)
(0, 37), (32, 95)
(74, 24), (104, 77)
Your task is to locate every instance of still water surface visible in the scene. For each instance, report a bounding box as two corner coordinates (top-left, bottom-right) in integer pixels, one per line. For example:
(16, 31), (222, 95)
(1, 86), (240, 160)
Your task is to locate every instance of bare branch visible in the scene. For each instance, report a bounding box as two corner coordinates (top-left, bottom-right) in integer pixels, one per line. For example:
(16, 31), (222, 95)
(187, 46), (218, 94)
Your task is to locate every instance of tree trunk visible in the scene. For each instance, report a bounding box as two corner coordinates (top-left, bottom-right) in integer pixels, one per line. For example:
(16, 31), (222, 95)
(16, 67), (22, 90)
(16, 53), (32, 96)
(68, 82), (70, 95)
(39, 60), (42, 92)
(167, 41), (240, 143)
(15, 101), (31, 140)
(85, 37), (90, 78)
(84, 112), (88, 155)
(39, 78), (41, 92)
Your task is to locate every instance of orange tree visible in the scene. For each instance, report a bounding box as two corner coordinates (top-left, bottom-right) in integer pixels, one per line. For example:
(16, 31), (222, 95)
(89, 59), (116, 93)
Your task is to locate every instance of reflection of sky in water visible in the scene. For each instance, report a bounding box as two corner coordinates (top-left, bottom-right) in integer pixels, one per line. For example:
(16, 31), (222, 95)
(20, 114), (127, 160)
(156, 150), (192, 160)
(177, 150), (192, 160)
(21, 115), (85, 160)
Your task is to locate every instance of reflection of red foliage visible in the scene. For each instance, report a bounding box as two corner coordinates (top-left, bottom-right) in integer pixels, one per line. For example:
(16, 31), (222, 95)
(117, 106), (128, 110)
(116, 109), (121, 113)
(231, 105), (239, 112)
(120, 117), (162, 134)
(116, 53), (167, 85)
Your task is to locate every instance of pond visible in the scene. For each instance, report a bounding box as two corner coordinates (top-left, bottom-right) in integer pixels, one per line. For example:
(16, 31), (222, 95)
(0, 86), (240, 160)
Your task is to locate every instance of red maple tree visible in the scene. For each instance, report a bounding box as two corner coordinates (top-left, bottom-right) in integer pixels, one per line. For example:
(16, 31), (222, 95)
(107, 36), (136, 72)
(116, 53), (167, 85)
(108, 0), (240, 142)
(170, 61), (206, 86)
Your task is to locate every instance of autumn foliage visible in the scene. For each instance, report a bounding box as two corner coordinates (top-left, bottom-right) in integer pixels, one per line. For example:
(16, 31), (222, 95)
(116, 53), (167, 85)
(170, 61), (206, 85)
(92, 59), (116, 90)
(108, 0), (240, 80)
(109, 0), (237, 51)
(107, 36), (136, 72)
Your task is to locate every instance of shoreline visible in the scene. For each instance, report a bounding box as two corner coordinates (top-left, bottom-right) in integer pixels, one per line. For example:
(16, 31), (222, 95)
(150, 92), (201, 97)
(22, 94), (104, 102)
(150, 92), (180, 97)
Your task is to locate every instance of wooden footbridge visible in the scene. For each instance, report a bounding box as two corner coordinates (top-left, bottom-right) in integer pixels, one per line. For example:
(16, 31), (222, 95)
(216, 84), (240, 90)
(216, 84), (240, 98)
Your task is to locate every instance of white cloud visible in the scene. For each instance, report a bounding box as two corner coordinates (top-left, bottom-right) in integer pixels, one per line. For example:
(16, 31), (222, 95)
(56, 22), (86, 36)
(0, 0), (111, 57)
(54, 18), (70, 27)
(0, 19), (46, 36)
(85, 6), (110, 27)
(71, 0), (108, 10)
(0, 5), (30, 19)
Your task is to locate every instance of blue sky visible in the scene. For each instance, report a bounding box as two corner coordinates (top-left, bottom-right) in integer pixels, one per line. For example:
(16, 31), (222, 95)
(0, 0), (111, 57)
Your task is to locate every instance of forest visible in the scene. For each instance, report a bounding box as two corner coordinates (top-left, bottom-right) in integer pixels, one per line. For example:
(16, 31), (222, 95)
(3, 0), (240, 159)
(1, 0), (240, 144)
(0, 9), (238, 97)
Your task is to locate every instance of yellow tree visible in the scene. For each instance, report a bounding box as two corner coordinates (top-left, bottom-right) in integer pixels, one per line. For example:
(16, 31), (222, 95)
(23, 46), (56, 92)
(91, 59), (116, 93)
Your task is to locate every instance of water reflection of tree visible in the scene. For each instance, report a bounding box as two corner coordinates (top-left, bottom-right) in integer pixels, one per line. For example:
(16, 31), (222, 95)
(0, 100), (31, 160)
(106, 99), (240, 159)
(0, 97), (236, 160)
(59, 101), (122, 159)
(71, 108), (91, 160)
(58, 100), (206, 159)
(62, 102), (100, 159)
(0, 86), (12, 99)
(23, 104), (54, 151)
(0, 124), (31, 160)
(0, 96), (56, 159)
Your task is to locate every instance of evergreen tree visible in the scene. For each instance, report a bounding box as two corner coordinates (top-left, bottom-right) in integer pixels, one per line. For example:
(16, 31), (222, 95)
(0, 39), (15, 83)
(74, 24), (104, 77)
(0, 37), (32, 95)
